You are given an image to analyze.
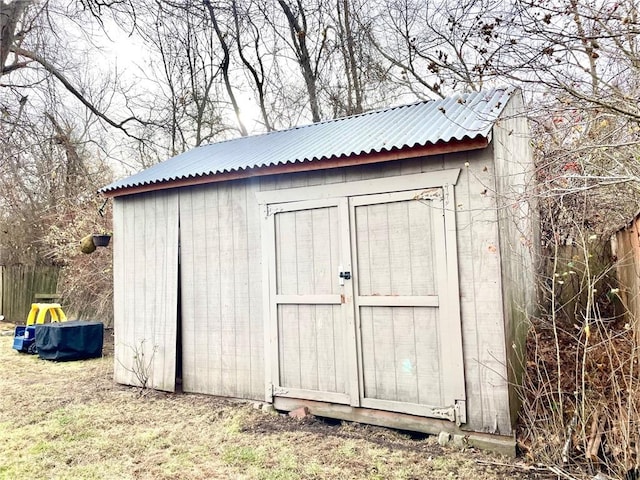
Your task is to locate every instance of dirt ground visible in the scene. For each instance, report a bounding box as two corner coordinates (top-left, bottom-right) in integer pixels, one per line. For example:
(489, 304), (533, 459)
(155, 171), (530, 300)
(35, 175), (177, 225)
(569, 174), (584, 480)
(0, 320), (559, 480)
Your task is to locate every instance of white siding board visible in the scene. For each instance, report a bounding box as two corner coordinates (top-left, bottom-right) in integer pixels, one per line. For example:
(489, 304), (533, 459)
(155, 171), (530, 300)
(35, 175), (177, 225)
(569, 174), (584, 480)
(414, 308), (442, 406)
(278, 305), (303, 388)
(276, 303), (347, 394)
(275, 211), (297, 295)
(391, 307), (419, 404)
(317, 305), (342, 393)
(247, 179), (265, 398)
(205, 186), (223, 395)
(182, 187), (205, 393)
(408, 198), (437, 295)
(218, 182), (238, 397)
(443, 152), (511, 433)
(355, 198), (437, 297)
(113, 192), (178, 392)
(360, 306), (389, 399)
(312, 208), (335, 294)
(298, 306), (319, 391)
(179, 182), (264, 400)
(492, 92), (536, 430)
(367, 204), (392, 295)
(360, 306), (443, 407)
(232, 183), (252, 398)
(113, 198), (130, 386)
(294, 209), (315, 295)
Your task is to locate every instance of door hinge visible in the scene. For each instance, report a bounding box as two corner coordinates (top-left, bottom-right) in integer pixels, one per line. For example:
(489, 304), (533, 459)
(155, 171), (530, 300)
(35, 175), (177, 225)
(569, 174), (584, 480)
(432, 405), (456, 422)
(432, 400), (466, 426)
(454, 400), (467, 427)
(272, 385), (289, 396)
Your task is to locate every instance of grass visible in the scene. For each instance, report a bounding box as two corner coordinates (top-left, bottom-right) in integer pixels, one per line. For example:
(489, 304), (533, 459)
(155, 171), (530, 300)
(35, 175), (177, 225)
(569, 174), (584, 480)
(0, 322), (553, 479)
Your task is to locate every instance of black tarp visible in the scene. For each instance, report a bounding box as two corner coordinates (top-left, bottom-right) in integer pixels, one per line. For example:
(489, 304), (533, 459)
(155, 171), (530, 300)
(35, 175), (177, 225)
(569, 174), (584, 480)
(36, 321), (104, 361)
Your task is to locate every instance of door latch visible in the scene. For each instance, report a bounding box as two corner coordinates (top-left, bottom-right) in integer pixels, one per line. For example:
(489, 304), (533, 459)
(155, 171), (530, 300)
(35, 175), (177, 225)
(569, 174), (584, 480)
(338, 266), (351, 286)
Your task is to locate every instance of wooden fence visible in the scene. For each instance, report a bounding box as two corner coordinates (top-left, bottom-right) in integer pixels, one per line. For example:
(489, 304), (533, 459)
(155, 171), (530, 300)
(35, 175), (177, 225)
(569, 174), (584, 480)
(613, 216), (640, 331)
(540, 240), (618, 323)
(0, 265), (61, 323)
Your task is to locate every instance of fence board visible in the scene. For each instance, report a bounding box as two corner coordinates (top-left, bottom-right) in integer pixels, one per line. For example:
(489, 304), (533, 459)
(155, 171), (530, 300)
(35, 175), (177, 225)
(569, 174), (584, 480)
(0, 265), (60, 323)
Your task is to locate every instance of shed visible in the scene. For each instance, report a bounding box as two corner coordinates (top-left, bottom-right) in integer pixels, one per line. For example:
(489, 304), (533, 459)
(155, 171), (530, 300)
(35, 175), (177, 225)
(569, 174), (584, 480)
(101, 87), (536, 454)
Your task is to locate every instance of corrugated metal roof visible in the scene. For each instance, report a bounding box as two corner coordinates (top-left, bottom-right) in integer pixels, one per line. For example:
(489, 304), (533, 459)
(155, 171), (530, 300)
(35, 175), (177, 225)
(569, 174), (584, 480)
(102, 87), (516, 194)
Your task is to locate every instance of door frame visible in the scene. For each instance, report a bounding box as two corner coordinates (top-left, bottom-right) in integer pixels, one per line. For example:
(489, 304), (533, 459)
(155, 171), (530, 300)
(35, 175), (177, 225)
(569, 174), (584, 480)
(257, 169), (464, 421)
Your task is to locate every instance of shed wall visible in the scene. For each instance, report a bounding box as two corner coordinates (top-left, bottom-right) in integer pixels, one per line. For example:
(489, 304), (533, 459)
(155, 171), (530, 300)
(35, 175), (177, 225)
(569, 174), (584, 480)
(444, 151), (512, 434)
(179, 179), (264, 398)
(113, 191), (179, 391)
(492, 90), (537, 427)
(114, 150), (515, 434)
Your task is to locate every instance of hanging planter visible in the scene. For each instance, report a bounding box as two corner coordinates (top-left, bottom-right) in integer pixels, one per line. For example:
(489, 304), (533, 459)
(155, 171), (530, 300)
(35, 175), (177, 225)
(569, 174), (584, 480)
(80, 234), (97, 254)
(92, 234), (112, 247)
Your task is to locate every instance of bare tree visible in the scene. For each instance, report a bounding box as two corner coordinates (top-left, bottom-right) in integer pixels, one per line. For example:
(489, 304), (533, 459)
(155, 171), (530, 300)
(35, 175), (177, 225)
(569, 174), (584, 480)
(204, 0), (248, 136)
(231, 0), (273, 131)
(274, 0), (328, 122)
(134, 1), (231, 155)
(1, 0), (145, 138)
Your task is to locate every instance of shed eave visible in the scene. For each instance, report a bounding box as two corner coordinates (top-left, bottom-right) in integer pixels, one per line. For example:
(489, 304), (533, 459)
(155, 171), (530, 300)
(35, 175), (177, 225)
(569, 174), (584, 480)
(103, 135), (490, 198)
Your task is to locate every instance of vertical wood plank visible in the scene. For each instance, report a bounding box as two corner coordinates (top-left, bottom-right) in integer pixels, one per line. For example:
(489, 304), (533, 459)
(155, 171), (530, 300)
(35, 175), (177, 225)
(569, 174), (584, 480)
(217, 182), (237, 397)
(113, 197), (132, 386)
(113, 192), (179, 392)
(444, 150), (510, 432)
(414, 308), (442, 406)
(180, 181), (265, 400)
(246, 179), (265, 398)
(408, 199), (436, 295)
(233, 182), (252, 397)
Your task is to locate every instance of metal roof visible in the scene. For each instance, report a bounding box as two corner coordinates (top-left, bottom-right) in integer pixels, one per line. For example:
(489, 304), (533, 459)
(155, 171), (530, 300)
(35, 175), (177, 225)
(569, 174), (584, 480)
(102, 87), (516, 194)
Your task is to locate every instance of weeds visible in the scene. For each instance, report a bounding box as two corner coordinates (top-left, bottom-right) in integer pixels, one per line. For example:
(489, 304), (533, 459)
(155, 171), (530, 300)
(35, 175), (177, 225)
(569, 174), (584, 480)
(519, 228), (639, 479)
(117, 339), (158, 394)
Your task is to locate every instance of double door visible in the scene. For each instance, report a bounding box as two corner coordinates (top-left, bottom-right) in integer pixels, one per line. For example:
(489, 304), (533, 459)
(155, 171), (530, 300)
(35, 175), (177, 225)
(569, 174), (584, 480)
(263, 176), (466, 424)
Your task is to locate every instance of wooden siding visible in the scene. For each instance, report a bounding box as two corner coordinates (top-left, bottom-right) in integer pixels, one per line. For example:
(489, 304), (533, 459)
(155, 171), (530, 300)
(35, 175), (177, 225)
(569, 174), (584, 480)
(359, 306), (442, 406)
(113, 192), (179, 391)
(179, 181), (264, 399)
(442, 151), (513, 434)
(492, 90), (537, 429)
(274, 206), (341, 297)
(277, 304), (346, 394)
(353, 198), (437, 297)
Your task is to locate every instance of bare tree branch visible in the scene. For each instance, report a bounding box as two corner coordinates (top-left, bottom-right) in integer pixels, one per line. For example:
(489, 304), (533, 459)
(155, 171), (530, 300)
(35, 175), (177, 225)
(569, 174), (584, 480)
(10, 46), (146, 140)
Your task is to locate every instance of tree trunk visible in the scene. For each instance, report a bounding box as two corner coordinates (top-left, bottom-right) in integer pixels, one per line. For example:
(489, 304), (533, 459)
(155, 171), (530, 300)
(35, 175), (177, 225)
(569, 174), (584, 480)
(0, 0), (30, 75)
